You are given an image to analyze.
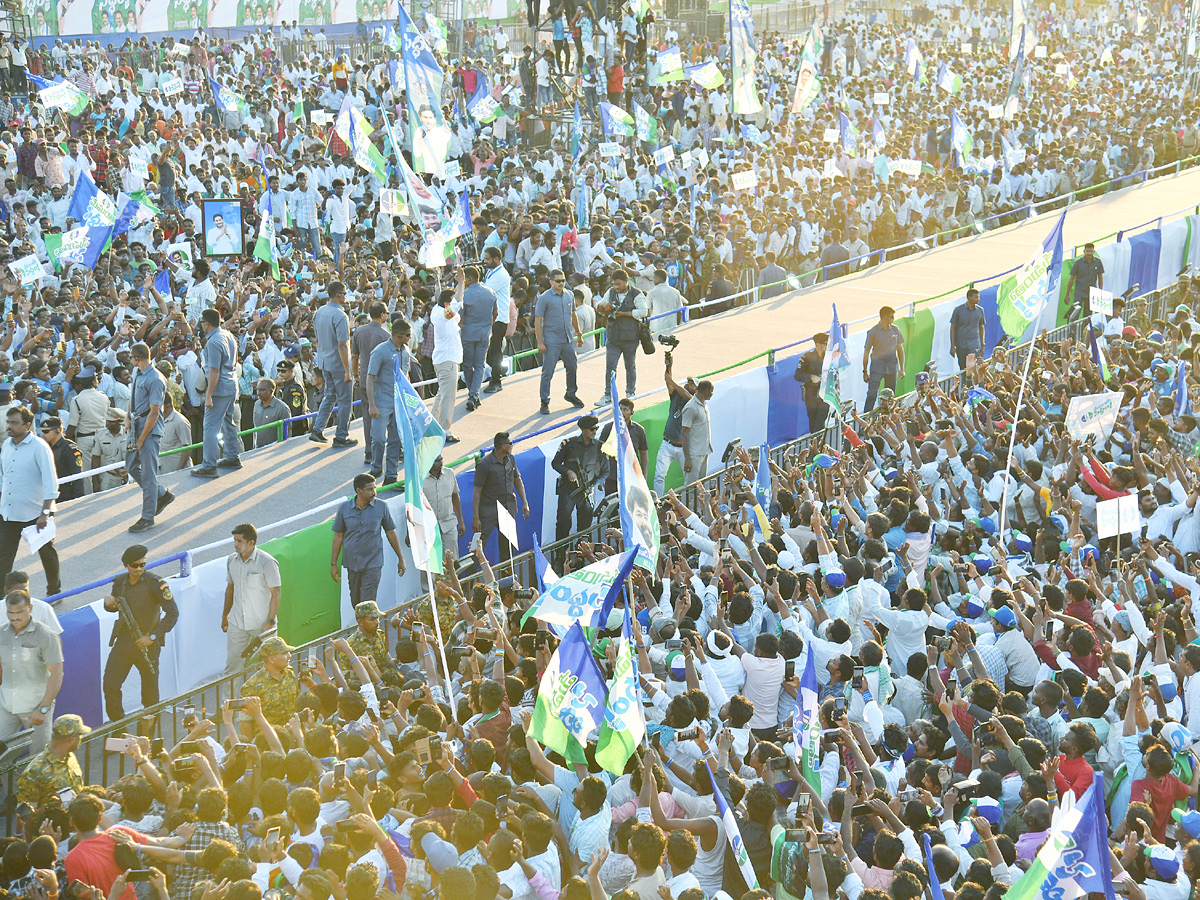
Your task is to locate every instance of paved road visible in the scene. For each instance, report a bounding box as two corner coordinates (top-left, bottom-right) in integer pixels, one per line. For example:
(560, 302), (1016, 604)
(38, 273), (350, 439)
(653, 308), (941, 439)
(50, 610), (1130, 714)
(42, 166), (1200, 612)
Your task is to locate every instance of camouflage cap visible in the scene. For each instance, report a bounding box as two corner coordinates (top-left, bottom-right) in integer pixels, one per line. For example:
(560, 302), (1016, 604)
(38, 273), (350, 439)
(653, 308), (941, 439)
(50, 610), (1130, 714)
(354, 600), (382, 618)
(259, 635), (295, 656)
(52, 714), (91, 737)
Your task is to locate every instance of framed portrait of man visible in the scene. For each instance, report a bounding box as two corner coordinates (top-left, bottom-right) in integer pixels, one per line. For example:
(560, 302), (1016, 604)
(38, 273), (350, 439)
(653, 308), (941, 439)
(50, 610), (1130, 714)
(201, 198), (244, 257)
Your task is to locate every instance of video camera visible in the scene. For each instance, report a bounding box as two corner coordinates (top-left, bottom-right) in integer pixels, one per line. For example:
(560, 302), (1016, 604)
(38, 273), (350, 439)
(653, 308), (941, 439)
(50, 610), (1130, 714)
(658, 334), (680, 351)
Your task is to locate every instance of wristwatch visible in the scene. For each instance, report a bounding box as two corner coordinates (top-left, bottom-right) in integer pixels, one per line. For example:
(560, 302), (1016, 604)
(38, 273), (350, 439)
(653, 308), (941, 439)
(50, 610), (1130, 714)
(37, 705), (50, 714)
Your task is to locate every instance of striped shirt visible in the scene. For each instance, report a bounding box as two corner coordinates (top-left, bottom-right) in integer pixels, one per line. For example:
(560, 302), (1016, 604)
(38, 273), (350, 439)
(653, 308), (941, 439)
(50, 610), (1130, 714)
(289, 185), (321, 228)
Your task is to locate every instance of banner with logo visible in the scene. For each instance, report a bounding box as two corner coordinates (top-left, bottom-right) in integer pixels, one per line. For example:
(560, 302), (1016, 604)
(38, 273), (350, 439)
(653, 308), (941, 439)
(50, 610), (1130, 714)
(1065, 390), (1122, 442)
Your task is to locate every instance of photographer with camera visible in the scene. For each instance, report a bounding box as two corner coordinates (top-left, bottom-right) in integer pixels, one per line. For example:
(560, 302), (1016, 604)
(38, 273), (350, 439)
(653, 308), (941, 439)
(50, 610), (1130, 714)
(594, 268), (648, 408)
(551, 415), (609, 542)
(654, 347), (695, 494)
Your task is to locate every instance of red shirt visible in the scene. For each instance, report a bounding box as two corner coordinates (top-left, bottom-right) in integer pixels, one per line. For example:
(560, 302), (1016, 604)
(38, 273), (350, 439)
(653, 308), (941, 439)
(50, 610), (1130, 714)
(1129, 773), (1193, 841)
(607, 65), (624, 94)
(1054, 754), (1095, 801)
(65, 828), (149, 900)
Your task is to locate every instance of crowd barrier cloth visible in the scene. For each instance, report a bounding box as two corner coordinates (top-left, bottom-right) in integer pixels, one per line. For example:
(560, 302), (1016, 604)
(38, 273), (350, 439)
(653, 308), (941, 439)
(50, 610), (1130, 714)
(43, 204), (1200, 727)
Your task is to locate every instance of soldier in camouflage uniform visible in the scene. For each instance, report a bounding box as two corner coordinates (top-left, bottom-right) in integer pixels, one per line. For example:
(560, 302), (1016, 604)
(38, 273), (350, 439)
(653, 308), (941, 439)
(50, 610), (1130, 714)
(239, 635), (300, 727)
(344, 600), (394, 677)
(16, 714), (88, 806)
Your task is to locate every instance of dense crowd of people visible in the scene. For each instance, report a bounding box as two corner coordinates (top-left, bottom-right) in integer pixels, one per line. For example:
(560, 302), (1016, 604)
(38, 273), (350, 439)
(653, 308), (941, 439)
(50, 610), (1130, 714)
(6, 6), (1200, 900)
(7, 266), (1200, 900)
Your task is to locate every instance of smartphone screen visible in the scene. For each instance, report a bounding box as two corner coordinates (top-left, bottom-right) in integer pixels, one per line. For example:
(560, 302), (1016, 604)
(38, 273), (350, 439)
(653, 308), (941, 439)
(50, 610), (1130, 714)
(266, 827), (281, 846)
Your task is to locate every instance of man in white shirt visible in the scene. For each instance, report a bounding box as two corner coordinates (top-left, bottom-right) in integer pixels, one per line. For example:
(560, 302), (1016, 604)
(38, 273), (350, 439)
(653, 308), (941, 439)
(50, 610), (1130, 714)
(325, 179), (352, 270)
(482, 246), (512, 394)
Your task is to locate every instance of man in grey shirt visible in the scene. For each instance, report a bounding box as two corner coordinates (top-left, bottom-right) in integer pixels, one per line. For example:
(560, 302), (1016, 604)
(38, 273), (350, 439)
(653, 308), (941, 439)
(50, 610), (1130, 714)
(0, 589), (63, 753)
(457, 265), (497, 412)
(331, 473), (406, 610)
(193, 308), (240, 478)
(127, 342), (172, 532)
(351, 302), (391, 459)
(862, 305), (905, 413)
(312, 281), (356, 448)
(534, 269), (585, 416)
(950, 287), (986, 373)
(252, 379), (290, 448)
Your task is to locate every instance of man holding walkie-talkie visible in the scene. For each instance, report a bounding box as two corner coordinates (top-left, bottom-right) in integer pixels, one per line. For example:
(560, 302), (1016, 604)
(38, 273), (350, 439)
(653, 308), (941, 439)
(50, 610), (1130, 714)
(102, 544), (179, 725)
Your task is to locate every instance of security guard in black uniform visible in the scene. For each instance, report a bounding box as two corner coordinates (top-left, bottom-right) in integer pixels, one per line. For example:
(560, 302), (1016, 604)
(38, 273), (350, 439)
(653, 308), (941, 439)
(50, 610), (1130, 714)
(552, 415), (609, 541)
(794, 332), (829, 434)
(102, 544), (179, 724)
(39, 417), (83, 502)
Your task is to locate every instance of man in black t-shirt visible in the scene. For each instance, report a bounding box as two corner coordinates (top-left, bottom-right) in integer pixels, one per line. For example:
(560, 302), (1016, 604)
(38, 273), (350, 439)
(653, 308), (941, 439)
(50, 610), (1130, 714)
(1066, 241), (1105, 318)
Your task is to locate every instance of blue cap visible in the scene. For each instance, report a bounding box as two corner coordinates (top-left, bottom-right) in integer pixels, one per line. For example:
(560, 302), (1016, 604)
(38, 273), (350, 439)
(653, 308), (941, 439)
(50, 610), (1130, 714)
(972, 553), (992, 574)
(1173, 808), (1200, 839)
(966, 597), (986, 617)
(883, 466), (899, 480)
(990, 607), (1018, 629)
(978, 517), (997, 535)
(825, 568), (846, 589)
(974, 796), (1002, 825)
(1048, 514), (1069, 534)
(1080, 544), (1099, 561)
(666, 650), (687, 681)
(1012, 530), (1033, 553)
(1145, 846), (1179, 880)
(1114, 610), (1132, 633)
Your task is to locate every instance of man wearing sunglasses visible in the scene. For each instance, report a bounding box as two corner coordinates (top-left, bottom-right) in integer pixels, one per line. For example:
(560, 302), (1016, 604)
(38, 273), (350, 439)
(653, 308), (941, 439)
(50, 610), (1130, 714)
(101, 544), (179, 726)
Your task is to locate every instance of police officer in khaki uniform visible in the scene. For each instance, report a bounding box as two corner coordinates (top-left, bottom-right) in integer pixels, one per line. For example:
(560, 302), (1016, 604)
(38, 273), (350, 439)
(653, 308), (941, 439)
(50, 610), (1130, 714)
(240, 635), (300, 727)
(95, 408), (128, 491)
(65, 366), (109, 494)
(15, 713), (88, 806)
(101, 544), (179, 723)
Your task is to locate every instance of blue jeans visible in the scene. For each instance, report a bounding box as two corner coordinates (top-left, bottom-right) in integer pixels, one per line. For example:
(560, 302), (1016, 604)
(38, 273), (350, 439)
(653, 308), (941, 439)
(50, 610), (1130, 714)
(540, 340), (578, 403)
(462, 337), (488, 399)
(331, 231), (346, 267)
(538, 83), (552, 106)
(126, 430), (164, 520)
(299, 225), (321, 258)
(604, 338), (638, 398)
(315, 367), (352, 440)
(369, 400), (401, 480)
(202, 393), (238, 467)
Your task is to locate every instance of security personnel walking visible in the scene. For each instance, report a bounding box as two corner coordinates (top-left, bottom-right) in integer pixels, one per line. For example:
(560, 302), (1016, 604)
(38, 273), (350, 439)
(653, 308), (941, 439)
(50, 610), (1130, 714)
(552, 414), (609, 541)
(39, 417), (83, 502)
(101, 544), (179, 725)
(794, 332), (829, 434)
(127, 342), (174, 534)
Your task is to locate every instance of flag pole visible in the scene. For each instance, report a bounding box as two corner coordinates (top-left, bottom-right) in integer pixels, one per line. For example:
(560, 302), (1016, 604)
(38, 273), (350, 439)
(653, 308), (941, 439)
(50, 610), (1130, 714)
(997, 328), (1039, 543)
(428, 577), (459, 723)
